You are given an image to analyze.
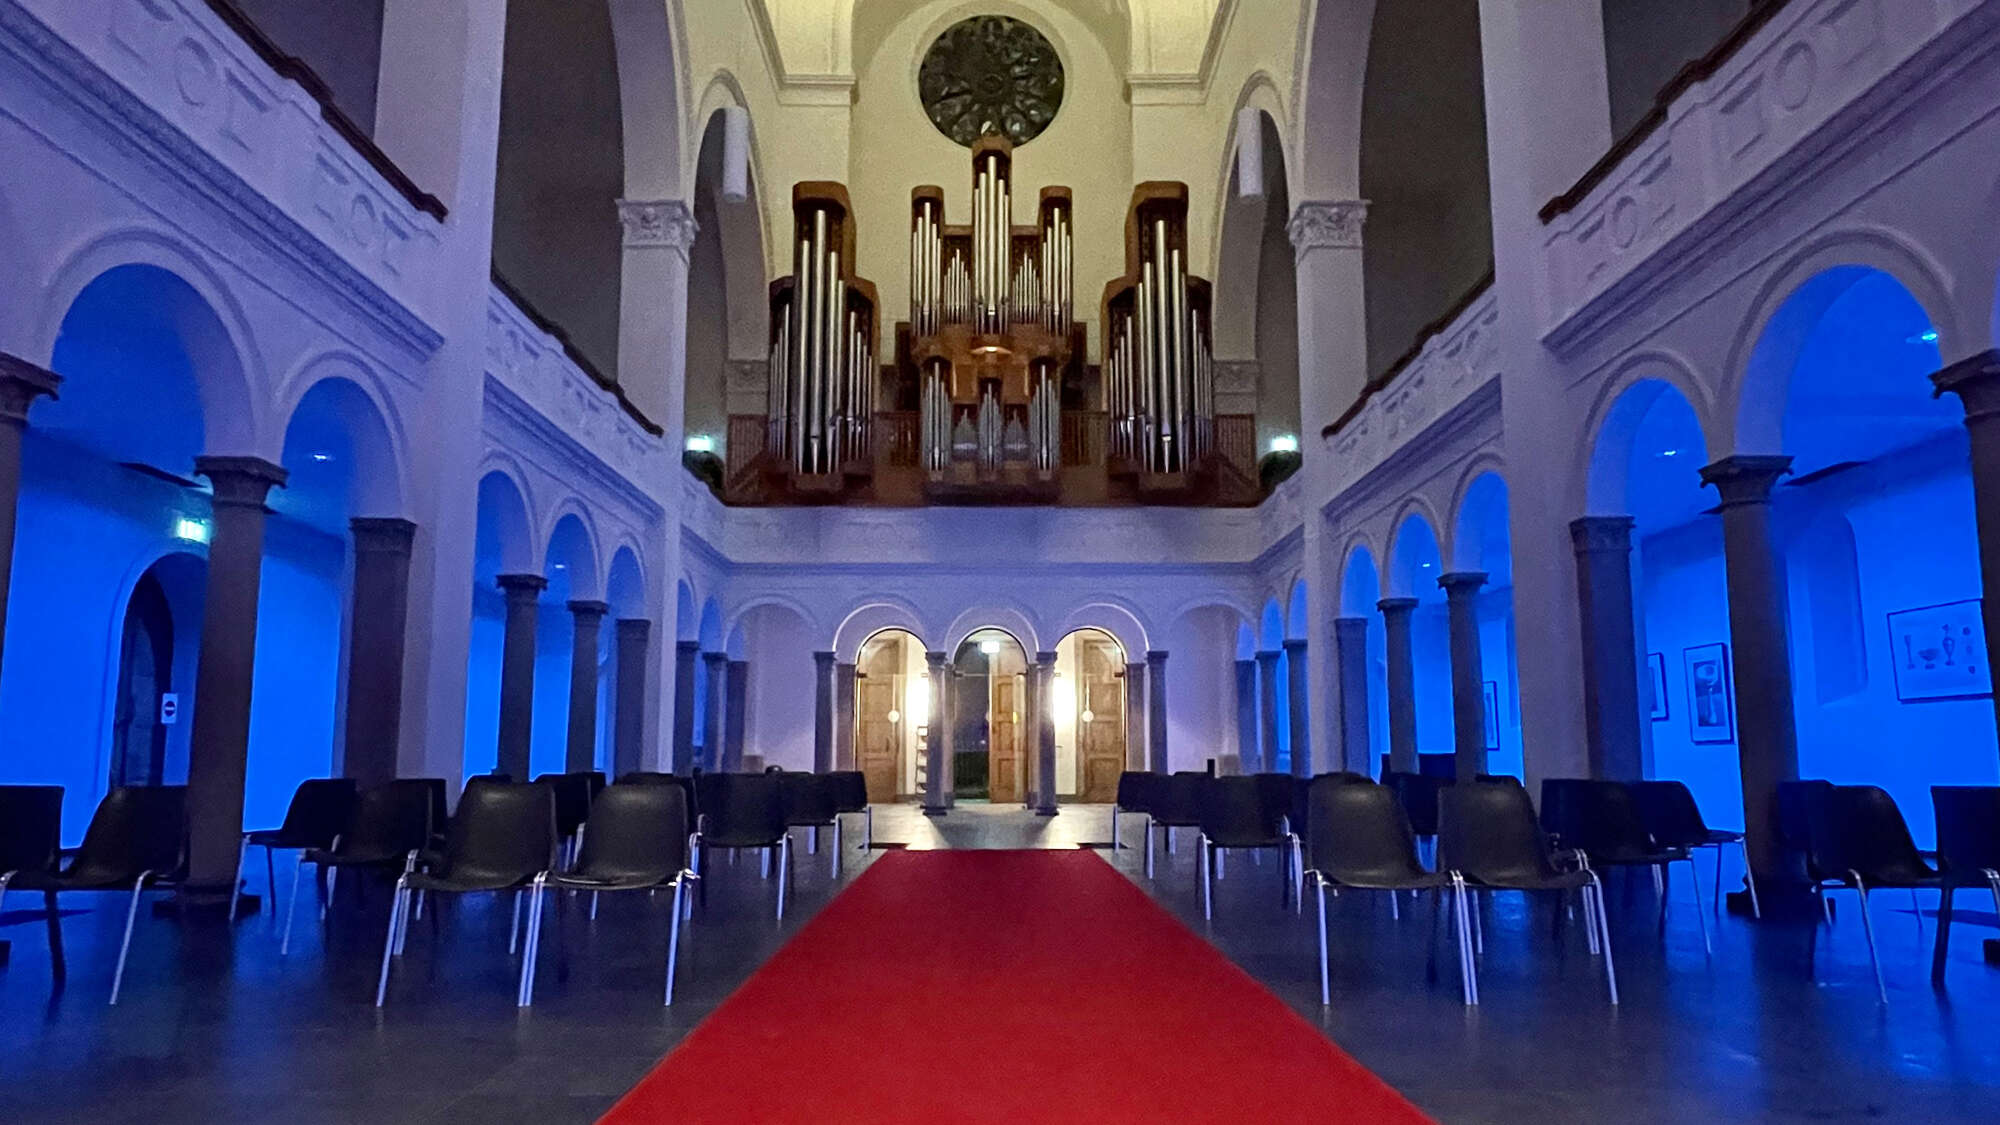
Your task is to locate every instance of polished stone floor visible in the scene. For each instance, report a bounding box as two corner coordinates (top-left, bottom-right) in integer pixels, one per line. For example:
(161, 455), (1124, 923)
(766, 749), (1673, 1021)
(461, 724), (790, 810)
(1, 800), (1997, 1123)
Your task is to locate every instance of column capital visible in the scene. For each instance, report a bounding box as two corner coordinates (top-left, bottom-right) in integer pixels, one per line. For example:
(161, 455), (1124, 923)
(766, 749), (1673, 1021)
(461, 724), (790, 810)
(616, 617), (652, 639)
(925, 650), (949, 668)
(566, 599), (610, 619)
(0, 352), (61, 425)
(1438, 571), (1489, 596)
(1035, 651), (1057, 668)
(195, 455), (287, 510)
(618, 198), (697, 250)
(1334, 616), (1369, 634)
(1933, 348), (2000, 421)
(496, 572), (548, 601)
(1700, 454), (1793, 507)
(1145, 649), (1169, 666)
(1282, 637), (1308, 655)
(1288, 200), (1368, 254)
(814, 649), (837, 668)
(702, 649), (728, 665)
(350, 517), (416, 556)
(1569, 515), (1635, 555)
(675, 637), (702, 654)
(1255, 648), (1281, 663)
(1377, 596), (1420, 617)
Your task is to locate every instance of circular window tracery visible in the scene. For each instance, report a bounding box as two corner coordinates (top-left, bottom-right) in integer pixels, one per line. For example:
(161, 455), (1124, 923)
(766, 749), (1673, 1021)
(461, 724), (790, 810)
(918, 16), (1065, 147)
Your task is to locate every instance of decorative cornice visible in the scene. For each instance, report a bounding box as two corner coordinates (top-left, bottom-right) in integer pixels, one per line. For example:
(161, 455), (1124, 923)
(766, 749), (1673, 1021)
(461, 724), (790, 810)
(1288, 200), (1367, 253)
(618, 199), (697, 250)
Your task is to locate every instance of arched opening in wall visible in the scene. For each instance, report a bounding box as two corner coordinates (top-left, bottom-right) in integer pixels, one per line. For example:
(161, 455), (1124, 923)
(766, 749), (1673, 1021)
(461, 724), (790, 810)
(464, 470), (533, 783)
(686, 107), (768, 474)
(1165, 604), (1253, 776)
(6, 263), (224, 839)
(1359, 0), (1492, 382)
(1452, 471), (1521, 780)
(1216, 110), (1299, 469)
(692, 598), (724, 769)
(951, 629), (1030, 802)
(493, 0), (625, 381)
(1340, 546), (1387, 776)
(1254, 597), (1289, 774)
(536, 512), (603, 779)
(1389, 513), (1451, 773)
(1600, 0), (1759, 139)
(731, 603), (816, 772)
(110, 554), (205, 790)
(855, 628), (929, 802)
(1053, 628), (1126, 802)
(604, 546), (646, 774)
(1587, 377), (1718, 805)
(1747, 267), (1988, 842)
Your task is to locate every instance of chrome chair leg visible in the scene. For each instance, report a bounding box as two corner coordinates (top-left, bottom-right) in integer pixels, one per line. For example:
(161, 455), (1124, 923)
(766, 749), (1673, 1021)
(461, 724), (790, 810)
(830, 818), (842, 879)
(665, 877), (687, 1006)
(1200, 835), (1213, 920)
(281, 853), (307, 955)
(1470, 889), (1484, 956)
(1911, 889), (1925, 940)
(1450, 875), (1478, 1006)
(809, 826), (819, 856)
(1580, 885), (1601, 956)
(264, 846), (277, 919)
(517, 875), (549, 1008)
(1590, 875), (1619, 1005)
(1315, 877), (1330, 1006)
(108, 872), (152, 1006)
(1986, 869), (2000, 921)
(1110, 806), (1119, 850)
(775, 838), (791, 921)
(228, 836), (249, 925)
(1852, 873), (1887, 1005)
(374, 877), (409, 1007)
(1686, 856), (1711, 957)
(1390, 887), (1400, 922)
(1144, 821), (1155, 880)
(509, 891), (523, 955)
(590, 891), (600, 920)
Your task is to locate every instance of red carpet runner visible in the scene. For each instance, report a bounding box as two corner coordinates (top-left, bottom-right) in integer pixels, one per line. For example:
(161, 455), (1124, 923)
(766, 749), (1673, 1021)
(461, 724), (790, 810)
(603, 849), (1430, 1124)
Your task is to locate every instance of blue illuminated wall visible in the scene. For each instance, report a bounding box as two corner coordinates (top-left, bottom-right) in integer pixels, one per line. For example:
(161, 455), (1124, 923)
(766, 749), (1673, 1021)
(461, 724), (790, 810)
(463, 586), (504, 782)
(243, 518), (343, 832)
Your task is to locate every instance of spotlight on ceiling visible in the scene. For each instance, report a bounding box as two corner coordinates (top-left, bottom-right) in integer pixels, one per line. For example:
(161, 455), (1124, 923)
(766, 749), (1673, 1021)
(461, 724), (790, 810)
(309, 451), (333, 463)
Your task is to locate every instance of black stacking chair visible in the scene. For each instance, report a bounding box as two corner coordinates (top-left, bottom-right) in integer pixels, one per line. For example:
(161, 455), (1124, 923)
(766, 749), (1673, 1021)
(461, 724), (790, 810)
(1196, 775), (1297, 919)
(692, 772), (793, 920)
(534, 773), (595, 863)
(293, 779), (433, 954)
(1111, 772), (1156, 851)
(827, 770), (871, 850)
(230, 777), (357, 924)
(1144, 771), (1205, 879)
(1807, 785), (1941, 1004)
(779, 772), (844, 879)
(1930, 786), (2000, 987)
(1633, 779), (1757, 919)
(0, 785), (63, 909)
(375, 781), (557, 1008)
(1548, 779), (1709, 956)
(1439, 780), (1617, 1006)
(1302, 780), (1463, 1004)
(1287, 772), (1367, 906)
(1776, 779), (1836, 924)
(1387, 771), (1447, 865)
(11, 786), (186, 1004)
(543, 784), (697, 1005)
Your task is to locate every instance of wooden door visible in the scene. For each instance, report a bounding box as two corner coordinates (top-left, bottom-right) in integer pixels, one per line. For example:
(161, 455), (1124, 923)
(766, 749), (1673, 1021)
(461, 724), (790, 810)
(112, 573), (172, 788)
(1078, 647), (1126, 802)
(857, 677), (901, 801)
(989, 675), (1022, 802)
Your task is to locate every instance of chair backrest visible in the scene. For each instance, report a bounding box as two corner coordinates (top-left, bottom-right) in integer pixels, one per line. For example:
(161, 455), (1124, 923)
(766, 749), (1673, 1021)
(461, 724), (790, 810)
(1251, 772), (1295, 822)
(573, 784), (688, 884)
(1630, 780), (1710, 848)
(1439, 780), (1561, 886)
(533, 773), (594, 837)
(1307, 780), (1429, 885)
(1295, 772), (1367, 848)
(778, 771), (840, 826)
(1556, 780), (1660, 863)
(69, 786), (187, 883)
(693, 772), (788, 845)
(1809, 785), (1926, 884)
(1197, 776), (1288, 847)
(341, 780), (436, 860)
(1148, 772), (1206, 827)
(1386, 771), (1446, 837)
(1114, 771), (1156, 813)
(274, 778), (359, 848)
(1776, 779), (1834, 879)
(1932, 786), (2000, 877)
(827, 770), (869, 813)
(0, 785), (63, 875)
(434, 782), (556, 886)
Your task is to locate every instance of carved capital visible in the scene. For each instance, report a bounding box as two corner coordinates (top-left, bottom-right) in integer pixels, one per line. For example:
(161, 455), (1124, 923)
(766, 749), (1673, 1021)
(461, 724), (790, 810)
(0, 352), (61, 425)
(497, 573), (549, 603)
(1569, 515), (1635, 555)
(617, 199), (698, 250)
(1438, 571), (1489, 598)
(616, 618), (653, 641)
(567, 599), (610, 621)
(350, 516), (417, 556)
(1376, 596), (1419, 620)
(1700, 454), (1793, 508)
(194, 455), (287, 510)
(1281, 638), (1308, 656)
(1933, 348), (2000, 424)
(1288, 200), (1367, 254)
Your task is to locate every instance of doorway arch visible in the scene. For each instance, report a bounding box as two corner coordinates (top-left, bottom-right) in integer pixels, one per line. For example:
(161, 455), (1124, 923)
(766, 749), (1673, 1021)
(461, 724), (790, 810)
(951, 628), (1029, 803)
(1054, 628), (1127, 803)
(854, 628), (929, 802)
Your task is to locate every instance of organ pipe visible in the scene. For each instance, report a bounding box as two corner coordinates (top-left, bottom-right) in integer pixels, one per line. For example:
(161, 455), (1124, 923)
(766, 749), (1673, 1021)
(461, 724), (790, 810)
(1101, 184), (1215, 478)
(768, 183), (877, 479)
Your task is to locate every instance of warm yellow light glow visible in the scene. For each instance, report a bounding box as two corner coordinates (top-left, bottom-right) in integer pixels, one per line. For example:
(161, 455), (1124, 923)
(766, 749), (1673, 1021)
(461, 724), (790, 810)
(1052, 672), (1076, 721)
(906, 674), (930, 728)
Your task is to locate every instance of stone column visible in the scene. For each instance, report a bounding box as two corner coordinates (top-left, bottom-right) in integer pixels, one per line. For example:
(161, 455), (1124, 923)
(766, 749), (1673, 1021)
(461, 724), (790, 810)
(701, 651), (728, 772)
(923, 651), (950, 815)
(1378, 597), (1420, 774)
(613, 619), (650, 778)
(813, 650), (836, 772)
(1124, 662), (1147, 770)
(184, 456), (287, 897)
(1440, 572), (1490, 782)
(1146, 651), (1170, 772)
(1334, 618), (1372, 774)
(1934, 349), (2000, 745)
(1284, 638), (1311, 777)
(1034, 652), (1059, 816)
(834, 662), (857, 771)
(563, 600), (607, 773)
(1570, 517), (1644, 779)
(724, 660), (747, 772)
(1700, 455), (1801, 893)
(494, 574), (546, 781)
(342, 518), (416, 789)
(1022, 655), (1043, 808)
(0, 354), (59, 683)
(672, 640), (699, 773)
(1254, 651), (1282, 774)
(1233, 658), (1259, 772)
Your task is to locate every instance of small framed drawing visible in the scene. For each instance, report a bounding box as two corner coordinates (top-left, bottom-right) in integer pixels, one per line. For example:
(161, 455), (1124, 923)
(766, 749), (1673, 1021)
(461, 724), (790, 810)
(1887, 599), (1990, 702)
(1481, 681), (1500, 751)
(1683, 643), (1734, 744)
(1646, 652), (1669, 721)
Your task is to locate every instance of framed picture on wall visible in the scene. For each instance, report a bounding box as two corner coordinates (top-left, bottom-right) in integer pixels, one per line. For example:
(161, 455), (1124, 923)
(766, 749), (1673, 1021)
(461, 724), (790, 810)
(1481, 681), (1500, 751)
(1887, 599), (1990, 702)
(1683, 643), (1734, 744)
(1647, 653), (1669, 721)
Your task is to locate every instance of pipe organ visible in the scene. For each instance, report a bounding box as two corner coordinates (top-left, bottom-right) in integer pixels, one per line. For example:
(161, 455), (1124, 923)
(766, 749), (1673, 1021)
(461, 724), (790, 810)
(738, 138), (1252, 507)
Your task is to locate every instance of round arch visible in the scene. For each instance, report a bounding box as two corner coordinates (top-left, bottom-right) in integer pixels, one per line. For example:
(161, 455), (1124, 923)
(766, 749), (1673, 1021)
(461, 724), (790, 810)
(1449, 463), (1512, 580)
(942, 605), (1043, 658)
(675, 579), (699, 641)
(473, 468), (535, 582)
(609, 0), (687, 199)
(1579, 352), (1717, 517)
(1291, 0), (1371, 199)
(1050, 599), (1150, 661)
(276, 371), (405, 536)
(1339, 541), (1382, 616)
(834, 599), (932, 662)
(722, 593), (823, 644)
(606, 544), (646, 618)
(542, 505), (605, 602)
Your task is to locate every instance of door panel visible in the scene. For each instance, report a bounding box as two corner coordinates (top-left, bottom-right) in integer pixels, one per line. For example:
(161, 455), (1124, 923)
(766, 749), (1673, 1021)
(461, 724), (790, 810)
(857, 679), (901, 802)
(989, 677), (1021, 803)
(1079, 647), (1125, 802)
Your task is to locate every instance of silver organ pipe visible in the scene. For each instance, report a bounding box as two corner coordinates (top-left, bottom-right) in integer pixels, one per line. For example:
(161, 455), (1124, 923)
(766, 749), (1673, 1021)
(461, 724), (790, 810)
(1101, 186), (1214, 478)
(768, 185), (876, 479)
(921, 358), (950, 473)
(1029, 358), (1059, 474)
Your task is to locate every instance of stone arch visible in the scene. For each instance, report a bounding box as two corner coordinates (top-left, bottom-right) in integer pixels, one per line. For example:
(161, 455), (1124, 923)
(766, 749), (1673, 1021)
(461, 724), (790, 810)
(276, 362), (408, 528)
(1050, 600), (1150, 663)
(542, 505), (605, 601)
(723, 592), (823, 643)
(1386, 505), (1445, 600)
(943, 605), (1043, 658)
(609, 0), (688, 198)
(605, 544), (646, 618)
(1291, 0), (1372, 199)
(834, 599), (932, 661)
(1578, 350), (1717, 517)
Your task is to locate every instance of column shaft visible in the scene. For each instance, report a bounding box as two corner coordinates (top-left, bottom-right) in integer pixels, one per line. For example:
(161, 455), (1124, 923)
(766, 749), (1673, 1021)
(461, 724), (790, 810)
(1283, 638), (1311, 777)
(1570, 518), (1644, 779)
(1934, 350), (2000, 747)
(613, 619), (650, 778)
(1124, 662), (1147, 771)
(1233, 659), (1259, 772)
(724, 660), (748, 771)
(1440, 573), (1489, 782)
(565, 600), (608, 773)
(1334, 618), (1372, 774)
(1378, 598), (1420, 774)
(1034, 652), (1058, 815)
(343, 518), (416, 789)
(1146, 651), (1170, 773)
(1254, 651), (1282, 774)
(812, 650), (836, 772)
(701, 652), (728, 771)
(923, 651), (950, 814)
(0, 355), (60, 685)
(495, 574), (546, 781)
(834, 662), (857, 771)
(672, 640), (699, 773)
